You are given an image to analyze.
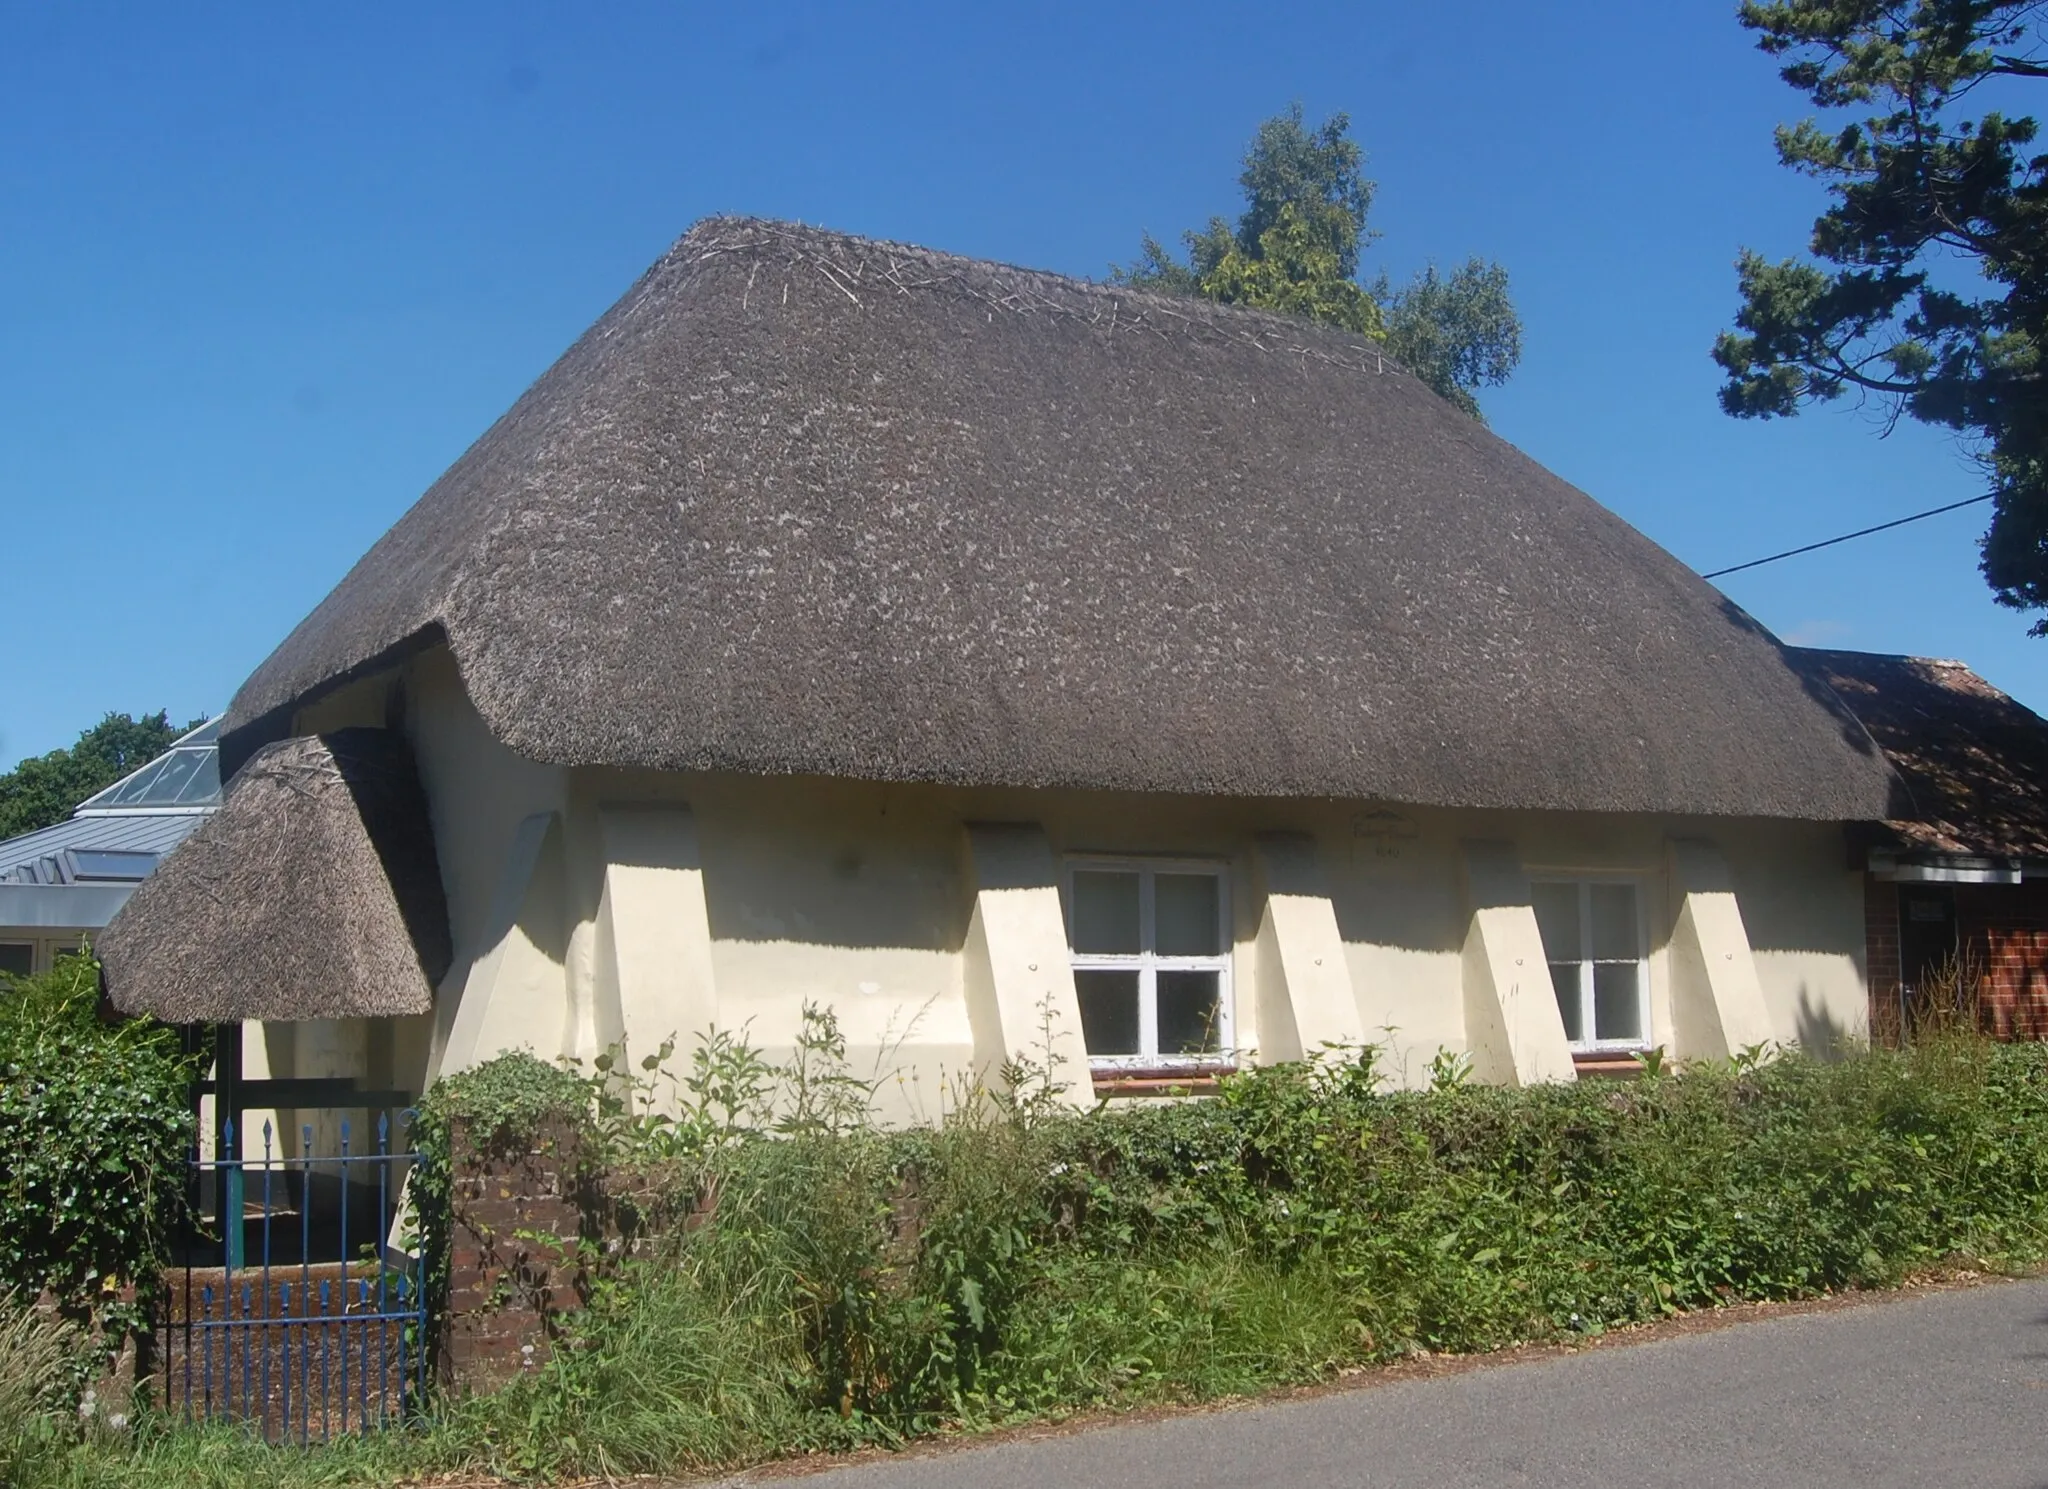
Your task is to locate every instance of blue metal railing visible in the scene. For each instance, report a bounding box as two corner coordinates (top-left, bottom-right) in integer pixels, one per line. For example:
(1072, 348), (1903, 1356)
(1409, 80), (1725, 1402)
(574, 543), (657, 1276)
(166, 1112), (427, 1443)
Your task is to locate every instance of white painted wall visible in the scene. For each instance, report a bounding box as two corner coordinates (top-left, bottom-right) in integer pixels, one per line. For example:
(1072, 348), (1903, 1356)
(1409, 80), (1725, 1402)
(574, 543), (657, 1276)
(256, 645), (1874, 1120)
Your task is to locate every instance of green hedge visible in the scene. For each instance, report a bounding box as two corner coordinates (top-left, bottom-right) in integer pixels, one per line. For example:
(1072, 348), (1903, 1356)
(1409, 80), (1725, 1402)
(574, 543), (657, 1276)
(21, 1031), (2048, 1486)
(401, 1036), (2048, 1481)
(0, 952), (197, 1345)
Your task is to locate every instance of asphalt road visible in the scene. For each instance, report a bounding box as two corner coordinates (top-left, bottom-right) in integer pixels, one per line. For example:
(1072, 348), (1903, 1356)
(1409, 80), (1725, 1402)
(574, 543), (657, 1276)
(737, 1279), (2048, 1488)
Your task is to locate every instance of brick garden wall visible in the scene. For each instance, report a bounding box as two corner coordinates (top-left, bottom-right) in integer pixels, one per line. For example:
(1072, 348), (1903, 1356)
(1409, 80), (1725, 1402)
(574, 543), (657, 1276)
(439, 1117), (697, 1387)
(441, 1116), (594, 1386)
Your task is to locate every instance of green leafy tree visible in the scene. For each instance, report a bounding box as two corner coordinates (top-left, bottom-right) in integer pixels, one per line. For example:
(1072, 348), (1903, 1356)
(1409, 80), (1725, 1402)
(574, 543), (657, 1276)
(1197, 201), (1385, 336)
(0, 711), (201, 840)
(1115, 105), (1523, 419)
(1714, 2), (2047, 631)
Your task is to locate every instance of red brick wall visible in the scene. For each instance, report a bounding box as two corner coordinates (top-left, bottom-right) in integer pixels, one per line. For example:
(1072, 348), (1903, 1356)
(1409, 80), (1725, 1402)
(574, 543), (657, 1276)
(438, 1118), (699, 1386)
(1865, 874), (1901, 1018)
(441, 1117), (591, 1386)
(1867, 875), (2048, 1040)
(1955, 881), (2048, 1040)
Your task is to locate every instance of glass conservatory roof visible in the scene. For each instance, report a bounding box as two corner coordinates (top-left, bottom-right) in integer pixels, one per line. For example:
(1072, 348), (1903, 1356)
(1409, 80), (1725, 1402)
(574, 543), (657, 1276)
(76, 716), (223, 813)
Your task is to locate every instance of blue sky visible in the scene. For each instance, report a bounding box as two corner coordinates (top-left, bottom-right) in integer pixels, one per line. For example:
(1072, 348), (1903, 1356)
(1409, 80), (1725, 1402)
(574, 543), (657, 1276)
(2, 1), (2040, 770)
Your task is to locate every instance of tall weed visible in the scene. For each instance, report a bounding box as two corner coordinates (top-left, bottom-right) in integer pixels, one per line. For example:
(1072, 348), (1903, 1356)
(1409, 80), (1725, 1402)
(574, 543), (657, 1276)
(0, 1295), (78, 1483)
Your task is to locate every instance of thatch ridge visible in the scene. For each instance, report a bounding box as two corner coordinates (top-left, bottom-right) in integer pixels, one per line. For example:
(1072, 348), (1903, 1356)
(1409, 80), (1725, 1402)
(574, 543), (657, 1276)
(222, 216), (1902, 820)
(99, 730), (450, 1023)
(658, 218), (1415, 371)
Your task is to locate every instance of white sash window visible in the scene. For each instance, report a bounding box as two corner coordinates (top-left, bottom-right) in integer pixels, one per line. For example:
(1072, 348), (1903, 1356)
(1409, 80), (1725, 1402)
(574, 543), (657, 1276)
(1064, 859), (1234, 1072)
(1531, 878), (1650, 1052)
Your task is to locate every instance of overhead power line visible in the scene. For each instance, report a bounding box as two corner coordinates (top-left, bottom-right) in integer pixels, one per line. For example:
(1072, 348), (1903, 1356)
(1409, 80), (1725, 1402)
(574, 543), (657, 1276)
(1701, 493), (1995, 580)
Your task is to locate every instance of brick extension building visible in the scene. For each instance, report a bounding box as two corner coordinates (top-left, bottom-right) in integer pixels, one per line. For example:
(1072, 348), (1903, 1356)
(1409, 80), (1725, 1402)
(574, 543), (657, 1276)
(1800, 650), (2048, 1038)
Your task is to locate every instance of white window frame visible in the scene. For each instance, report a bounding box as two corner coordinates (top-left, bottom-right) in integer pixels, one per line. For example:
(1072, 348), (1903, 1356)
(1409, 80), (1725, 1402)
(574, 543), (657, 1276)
(1064, 857), (1236, 1073)
(1531, 875), (1651, 1053)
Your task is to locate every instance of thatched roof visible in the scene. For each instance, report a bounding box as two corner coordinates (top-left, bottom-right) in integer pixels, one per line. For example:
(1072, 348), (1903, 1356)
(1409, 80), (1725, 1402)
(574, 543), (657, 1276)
(223, 218), (1899, 819)
(1793, 649), (2048, 861)
(99, 730), (450, 1022)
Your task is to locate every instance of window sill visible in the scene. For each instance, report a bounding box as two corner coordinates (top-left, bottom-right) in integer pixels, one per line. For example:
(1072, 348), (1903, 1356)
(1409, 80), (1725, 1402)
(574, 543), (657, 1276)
(1092, 1069), (1229, 1099)
(1572, 1050), (1648, 1079)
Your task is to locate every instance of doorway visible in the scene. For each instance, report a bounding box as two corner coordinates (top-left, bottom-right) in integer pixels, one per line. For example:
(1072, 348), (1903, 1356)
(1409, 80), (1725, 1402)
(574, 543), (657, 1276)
(1898, 885), (1958, 997)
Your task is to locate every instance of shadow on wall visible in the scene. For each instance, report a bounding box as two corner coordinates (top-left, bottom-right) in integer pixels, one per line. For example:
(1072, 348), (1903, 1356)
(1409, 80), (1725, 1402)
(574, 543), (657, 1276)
(1327, 878), (1465, 958)
(1325, 817), (1462, 957)
(697, 836), (967, 952)
(519, 813), (575, 967)
(1795, 985), (1852, 1060)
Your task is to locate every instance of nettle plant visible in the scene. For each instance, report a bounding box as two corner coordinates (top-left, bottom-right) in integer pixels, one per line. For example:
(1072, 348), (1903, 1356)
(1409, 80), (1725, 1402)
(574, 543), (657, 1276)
(413, 1001), (889, 1246)
(567, 1002), (884, 1161)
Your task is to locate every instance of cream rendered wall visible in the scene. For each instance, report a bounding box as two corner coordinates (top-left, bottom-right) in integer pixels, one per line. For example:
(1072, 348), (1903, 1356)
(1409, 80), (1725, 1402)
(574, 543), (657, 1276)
(1429, 809), (1866, 1059)
(264, 648), (1874, 1117)
(273, 1021), (362, 1156)
(960, 823), (1093, 1107)
(437, 811), (570, 1074)
(259, 646), (576, 1100)
(1708, 819), (1870, 1054)
(591, 806), (719, 1072)
(1323, 831), (1468, 1083)
(1456, 841), (1577, 1086)
(1249, 834), (1369, 1063)
(404, 648), (571, 1086)
(571, 767), (977, 1124)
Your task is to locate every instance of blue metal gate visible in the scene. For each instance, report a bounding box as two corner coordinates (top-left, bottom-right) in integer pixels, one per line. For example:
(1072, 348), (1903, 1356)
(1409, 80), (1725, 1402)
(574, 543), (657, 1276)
(162, 1112), (428, 1442)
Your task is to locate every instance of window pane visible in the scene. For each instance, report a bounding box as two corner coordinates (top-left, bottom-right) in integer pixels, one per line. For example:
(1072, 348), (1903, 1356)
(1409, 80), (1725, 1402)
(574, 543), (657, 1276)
(1157, 970), (1224, 1054)
(1550, 962), (1585, 1042)
(68, 849), (159, 882)
(1590, 883), (1638, 962)
(1531, 881), (1581, 963)
(143, 750), (204, 803)
(1074, 969), (1141, 1055)
(173, 751), (222, 804)
(1155, 873), (1221, 956)
(1593, 962), (1643, 1043)
(101, 757), (165, 806)
(0, 943), (31, 977)
(1071, 871), (1140, 954)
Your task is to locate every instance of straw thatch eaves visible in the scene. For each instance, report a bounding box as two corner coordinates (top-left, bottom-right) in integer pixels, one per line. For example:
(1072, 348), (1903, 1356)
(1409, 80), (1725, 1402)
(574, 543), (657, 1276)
(224, 217), (1901, 819)
(100, 730), (450, 1023)
(1795, 649), (2048, 862)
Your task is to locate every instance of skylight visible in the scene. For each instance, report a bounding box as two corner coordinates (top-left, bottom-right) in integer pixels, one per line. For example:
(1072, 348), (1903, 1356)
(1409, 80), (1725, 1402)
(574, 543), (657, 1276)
(76, 716), (224, 812)
(65, 849), (160, 882)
